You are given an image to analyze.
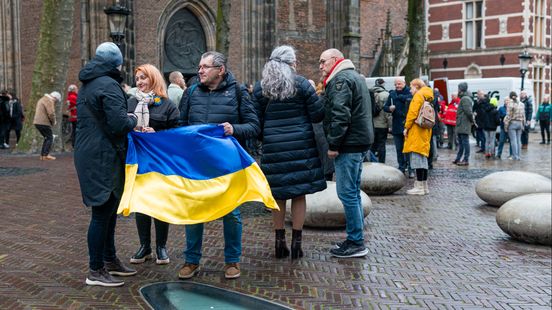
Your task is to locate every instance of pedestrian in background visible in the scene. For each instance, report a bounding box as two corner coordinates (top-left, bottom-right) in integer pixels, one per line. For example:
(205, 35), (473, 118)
(33, 91), (61, 160)
(370, 78), (390, 163)
(127, 64), (180, 266)
(0, 90), (11, 149)
(252, 45), (326, 260)
(453, 82), (474, 166)
(318, 48), (373, 258)
(74, 42), (138, 287)
(383, 78), (412, 177)
(66, 84), (78, 148)
(2, 90), (24, 148)
(519, 90), (533, 149)
(536, 95), (551, 144)
(403, 79), (433, 195)
(167, 71), (186, 105)
(497, 98), (513, 159)
(473, 90), (488, 154)
(482, 97), (500, 158)
(504, 92), (526, 161)
(442, 92), (459, 149)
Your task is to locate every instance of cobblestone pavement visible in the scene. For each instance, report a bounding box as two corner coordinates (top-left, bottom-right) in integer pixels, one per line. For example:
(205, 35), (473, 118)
(1, 132), (551, 309)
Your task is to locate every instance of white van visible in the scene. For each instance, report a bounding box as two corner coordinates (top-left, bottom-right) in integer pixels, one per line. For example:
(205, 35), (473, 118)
(434, 77), (535, 109)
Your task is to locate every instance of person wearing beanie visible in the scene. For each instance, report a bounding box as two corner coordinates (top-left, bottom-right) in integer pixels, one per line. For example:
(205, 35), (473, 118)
(453, 82), (474, 166)
(33, 91), (61, 160)
(74, 41), (138, 287)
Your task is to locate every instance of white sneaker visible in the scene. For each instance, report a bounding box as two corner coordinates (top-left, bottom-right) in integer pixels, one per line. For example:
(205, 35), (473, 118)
(407, 181), (425, 195)
(2, 143), (9, 148)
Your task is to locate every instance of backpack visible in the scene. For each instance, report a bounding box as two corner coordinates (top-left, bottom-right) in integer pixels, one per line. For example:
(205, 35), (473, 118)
(415, 100), (435, 129)
(369, 89), (382, 117)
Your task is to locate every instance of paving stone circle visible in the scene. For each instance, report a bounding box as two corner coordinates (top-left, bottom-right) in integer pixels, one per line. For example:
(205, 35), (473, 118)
(475, 171), (552, 206)
(300, 181), (371, 228)
(496, 193), (552, 246)
(360, 162), (406, 195)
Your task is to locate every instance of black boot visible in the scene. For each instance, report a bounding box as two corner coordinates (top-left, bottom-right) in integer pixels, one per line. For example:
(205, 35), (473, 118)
(130, 244), (152, 264)
(274, 229), (289, 258)
(291, 229), (304, 259)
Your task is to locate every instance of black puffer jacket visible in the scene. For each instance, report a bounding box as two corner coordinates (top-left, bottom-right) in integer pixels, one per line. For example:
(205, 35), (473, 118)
(482, 102), (500, 131)
(74, 59), (137, 207)
(253, 76), (327, 200)
(179, 71), (260, 145)
(127, 97), (179, 131)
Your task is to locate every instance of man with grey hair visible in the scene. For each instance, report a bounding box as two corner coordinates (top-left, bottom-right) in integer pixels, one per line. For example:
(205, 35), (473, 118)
(318, 48), (373, 258)
(75, 42), (138, 287)
(178, 51), (260, 280)
(519, 90), (533, 149)
(167, 71), (186, 105)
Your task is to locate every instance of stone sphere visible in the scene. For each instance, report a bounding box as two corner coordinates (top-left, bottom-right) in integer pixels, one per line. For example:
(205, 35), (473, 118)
(496, 193), (552, 246)
(291, 181), (371, 228)
(475, 171), (551, 207)
(360, 163), (406, 195)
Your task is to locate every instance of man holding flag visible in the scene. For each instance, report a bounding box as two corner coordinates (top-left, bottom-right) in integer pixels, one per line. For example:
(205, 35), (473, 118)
(177, 51), (260, 279)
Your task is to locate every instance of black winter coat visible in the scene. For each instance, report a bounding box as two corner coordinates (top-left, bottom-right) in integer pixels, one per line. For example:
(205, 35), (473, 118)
(179, 72), (260, 146)
(74, 59), (137, 207)
(482, 102), (500, 131)
(384, 87), (412, 135)
(253, 76), (327, 200)
(127, 97), (179, 131)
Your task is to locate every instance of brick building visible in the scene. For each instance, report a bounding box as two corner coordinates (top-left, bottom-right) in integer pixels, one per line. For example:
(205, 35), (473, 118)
(0, 0), (408, 105)
(427, 0), (551, 104)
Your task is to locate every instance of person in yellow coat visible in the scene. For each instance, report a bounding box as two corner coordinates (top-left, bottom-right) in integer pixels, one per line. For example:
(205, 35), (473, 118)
(403, 79), (434, 195)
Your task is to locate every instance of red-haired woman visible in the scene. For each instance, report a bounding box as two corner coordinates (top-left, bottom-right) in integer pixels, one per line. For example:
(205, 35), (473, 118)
(127, 64), (180, 264)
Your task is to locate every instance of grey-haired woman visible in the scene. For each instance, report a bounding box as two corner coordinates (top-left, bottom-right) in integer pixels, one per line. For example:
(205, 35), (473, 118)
(252, 45), (326, 260)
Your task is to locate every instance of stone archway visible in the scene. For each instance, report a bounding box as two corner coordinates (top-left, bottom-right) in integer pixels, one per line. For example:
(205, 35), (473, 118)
(158, 0), (215, 79)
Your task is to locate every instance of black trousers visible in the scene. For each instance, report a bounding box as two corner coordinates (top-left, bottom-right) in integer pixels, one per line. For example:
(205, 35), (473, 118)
(35, 124), (53, 156)
(88, 193), (119, 270)
(135, 213), (169, 248)
(370, 127), (388, 163)
(541, 120), (550, 142)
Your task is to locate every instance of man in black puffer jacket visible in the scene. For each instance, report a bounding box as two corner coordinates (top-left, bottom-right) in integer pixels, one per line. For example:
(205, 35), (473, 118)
(178, 51), (260, 281)
(319, 48), (373, 259)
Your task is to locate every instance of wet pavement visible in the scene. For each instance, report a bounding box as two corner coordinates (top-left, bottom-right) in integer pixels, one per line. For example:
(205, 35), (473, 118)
(0, 132), (551, 309)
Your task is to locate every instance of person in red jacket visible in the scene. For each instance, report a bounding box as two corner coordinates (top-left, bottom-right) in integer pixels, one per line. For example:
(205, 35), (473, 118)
(442, 92), (459, 149)
(66, 84), (78, 147)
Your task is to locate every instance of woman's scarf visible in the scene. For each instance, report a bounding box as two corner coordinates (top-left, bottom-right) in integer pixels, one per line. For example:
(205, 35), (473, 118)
(134, 90), (154, 129)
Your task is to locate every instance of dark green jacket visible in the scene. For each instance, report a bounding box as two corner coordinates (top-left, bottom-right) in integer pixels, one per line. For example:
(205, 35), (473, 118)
(456, 93), (474, 135)
(323, 60), (373, 153)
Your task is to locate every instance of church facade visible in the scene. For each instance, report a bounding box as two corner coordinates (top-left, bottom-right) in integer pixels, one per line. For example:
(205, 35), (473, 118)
(0, 0), (408, 104)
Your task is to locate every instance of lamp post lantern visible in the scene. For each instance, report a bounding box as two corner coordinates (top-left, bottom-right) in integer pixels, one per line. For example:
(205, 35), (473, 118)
(518, 49), (532, 91)
(104, 2), (130, 48)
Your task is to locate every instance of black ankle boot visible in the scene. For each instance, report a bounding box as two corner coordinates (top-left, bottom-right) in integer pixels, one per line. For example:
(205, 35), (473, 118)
(274, 229), (289, 258)
(130, 244), (152, 264)
(291, 229), (303, 259)
(156, 246), (170, 265)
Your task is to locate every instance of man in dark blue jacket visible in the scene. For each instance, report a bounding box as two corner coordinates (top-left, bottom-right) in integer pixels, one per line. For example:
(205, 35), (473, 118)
(178, 51), (260, 280)
(383, 78), (412, 176)
(74, 42), (138, 287)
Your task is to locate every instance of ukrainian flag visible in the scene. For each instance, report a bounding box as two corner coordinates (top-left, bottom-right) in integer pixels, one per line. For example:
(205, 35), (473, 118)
(117, 124), (278, 224)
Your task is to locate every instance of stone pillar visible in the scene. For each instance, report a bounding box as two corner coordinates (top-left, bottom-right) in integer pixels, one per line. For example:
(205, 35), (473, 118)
(342, 0), (361, 68)
(242, 0), (275, 85)
(0, 0), (22, 93)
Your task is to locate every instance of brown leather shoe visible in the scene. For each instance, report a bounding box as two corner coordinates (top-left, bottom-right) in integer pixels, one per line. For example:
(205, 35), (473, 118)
(224, 263), (240, 279)
(178, 263), (199, 279)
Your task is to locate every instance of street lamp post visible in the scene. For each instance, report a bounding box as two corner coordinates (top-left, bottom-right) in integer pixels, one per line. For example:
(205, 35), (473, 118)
(104, 2), (130, 83)
(518, 49), (532, 91)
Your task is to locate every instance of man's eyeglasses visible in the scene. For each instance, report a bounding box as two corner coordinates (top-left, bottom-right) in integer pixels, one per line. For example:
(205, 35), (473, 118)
(319, 56), (336, 65)
(198, 65), (221, 71)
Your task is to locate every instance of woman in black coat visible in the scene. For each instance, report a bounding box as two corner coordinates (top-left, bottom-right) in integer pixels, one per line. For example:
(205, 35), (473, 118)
(127, 64), (180, 265)
(253, 45), (326, 260)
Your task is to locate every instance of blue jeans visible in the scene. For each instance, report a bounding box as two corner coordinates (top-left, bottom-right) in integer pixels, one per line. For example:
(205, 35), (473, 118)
(476, 127), (485, 151)
(184, 208), (242, 264)
(334, 152), (366, 244)
(392, 134), (409, 172)
(508, 121), (523, 160)
(455, 133), (470, 162)
(497, 128), (512, 158)
(88, 193), (118, 270)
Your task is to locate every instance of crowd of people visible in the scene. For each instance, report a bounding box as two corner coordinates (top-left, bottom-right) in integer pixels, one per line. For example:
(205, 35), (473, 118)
(2, 41), (550, 288)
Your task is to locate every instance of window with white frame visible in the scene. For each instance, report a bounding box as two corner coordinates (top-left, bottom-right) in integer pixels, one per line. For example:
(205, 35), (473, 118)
(465, 0), (484, 49)
(533, 0), (547, 47)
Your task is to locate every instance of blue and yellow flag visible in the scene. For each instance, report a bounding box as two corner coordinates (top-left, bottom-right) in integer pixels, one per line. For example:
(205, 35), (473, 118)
(117, 125), (278, 224)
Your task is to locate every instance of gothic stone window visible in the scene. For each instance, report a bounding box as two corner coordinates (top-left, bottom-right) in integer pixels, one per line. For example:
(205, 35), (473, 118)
(465, 0), (484, 49)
